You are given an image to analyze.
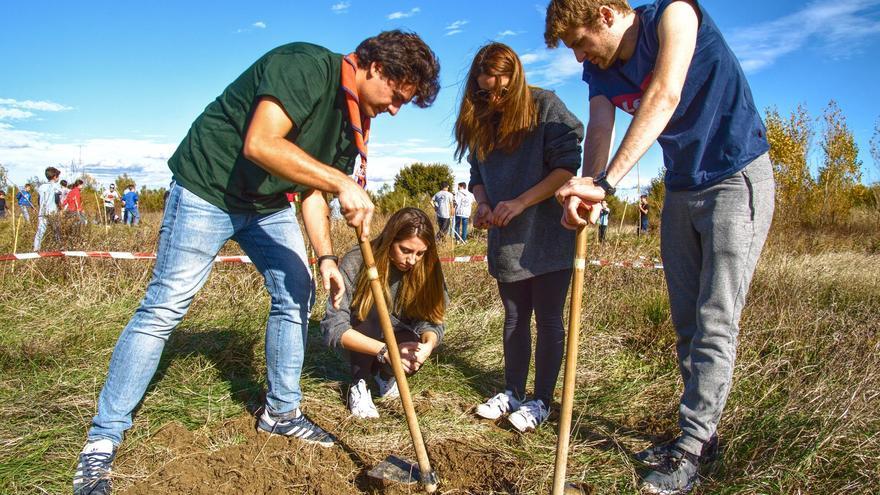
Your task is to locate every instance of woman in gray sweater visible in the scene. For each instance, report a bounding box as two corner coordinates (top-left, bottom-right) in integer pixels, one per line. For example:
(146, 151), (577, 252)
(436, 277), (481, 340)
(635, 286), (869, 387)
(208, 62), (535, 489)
(321, 207), (447, 419)
(454, 42), (584, 432)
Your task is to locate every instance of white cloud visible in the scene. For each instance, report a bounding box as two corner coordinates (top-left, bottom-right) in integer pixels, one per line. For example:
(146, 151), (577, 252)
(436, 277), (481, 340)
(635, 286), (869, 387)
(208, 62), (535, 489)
(387, 7), (420, 20)
(0, 125), (176, 188)
(0, 108), (35, 120)
(0, 98), (73, 112)
(331, 1), (351, 14)
(729, 0), (880, 73)
(498, 30), (522, 38)
(444, 19), (468, 36)
(252, 21), (266, 29)
(364, 139), (457, 190)
(521, 49), (583, 87)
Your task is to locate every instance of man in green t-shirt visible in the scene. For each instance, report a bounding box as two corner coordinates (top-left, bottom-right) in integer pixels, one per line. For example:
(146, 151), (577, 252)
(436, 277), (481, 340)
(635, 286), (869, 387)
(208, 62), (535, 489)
(74, 30), (440, 495)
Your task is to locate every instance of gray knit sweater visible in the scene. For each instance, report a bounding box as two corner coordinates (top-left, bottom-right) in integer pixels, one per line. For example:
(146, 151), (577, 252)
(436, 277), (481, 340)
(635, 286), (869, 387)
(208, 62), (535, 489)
(468, 88), (584, 282)
(320, 247), (446, 349)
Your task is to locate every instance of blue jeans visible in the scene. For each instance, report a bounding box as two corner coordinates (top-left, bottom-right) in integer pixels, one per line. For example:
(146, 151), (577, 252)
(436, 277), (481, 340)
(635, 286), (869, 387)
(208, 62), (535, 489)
(454, 216), (469, 241)
(88, 182), (314, 445)
(124, 207), (140, 225)
(33, 214), (61, 251)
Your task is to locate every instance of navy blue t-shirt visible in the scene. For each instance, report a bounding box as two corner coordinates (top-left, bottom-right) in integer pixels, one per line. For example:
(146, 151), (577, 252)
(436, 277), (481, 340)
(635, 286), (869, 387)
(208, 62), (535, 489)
(582, 0), (769, 191)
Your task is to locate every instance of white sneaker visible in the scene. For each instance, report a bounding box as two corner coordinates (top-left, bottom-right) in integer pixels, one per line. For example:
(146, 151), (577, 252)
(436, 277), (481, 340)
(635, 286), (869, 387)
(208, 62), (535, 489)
(475, 391), (521, 420)
(348, 379), (380, 419)
(507, 399), (549, 432)
(374, 373), (400, 400)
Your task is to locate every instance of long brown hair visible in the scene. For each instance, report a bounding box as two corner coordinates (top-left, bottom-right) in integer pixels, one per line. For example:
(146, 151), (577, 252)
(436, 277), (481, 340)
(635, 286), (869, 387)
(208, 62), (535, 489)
(454, 42), (538, 163)
(351, 207), (445, 324)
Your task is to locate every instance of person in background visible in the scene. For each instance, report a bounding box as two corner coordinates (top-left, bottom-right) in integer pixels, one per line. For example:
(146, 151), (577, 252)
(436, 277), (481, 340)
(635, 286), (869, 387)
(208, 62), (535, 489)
(33, 167), (63, 251)
(598, 199), (610, 242)
(16, 183), (34, 222)
(121, 184), (140, 226)
(453, 181), (475, 242)
(431, 182), (454, 240)
(455, 42), (584, 433)
(62, 179), (87, 226)
(0, 191), (7, 219)
(59, 180), (70, 207)
(638, 194), (649, 234)
(321, 207), (446, 418)
(103, 184), (121, 224)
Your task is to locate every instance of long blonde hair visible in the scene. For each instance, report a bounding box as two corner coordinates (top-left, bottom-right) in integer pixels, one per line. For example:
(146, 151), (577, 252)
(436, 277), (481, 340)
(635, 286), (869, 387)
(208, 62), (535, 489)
(351, 207), (445, 324)
(454, 42), (538, 163)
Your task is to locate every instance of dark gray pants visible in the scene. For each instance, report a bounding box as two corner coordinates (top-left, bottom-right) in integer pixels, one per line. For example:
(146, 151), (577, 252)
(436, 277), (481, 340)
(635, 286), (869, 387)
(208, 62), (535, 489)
(661, 153), (775, 456)
(498, 268), (572, 405)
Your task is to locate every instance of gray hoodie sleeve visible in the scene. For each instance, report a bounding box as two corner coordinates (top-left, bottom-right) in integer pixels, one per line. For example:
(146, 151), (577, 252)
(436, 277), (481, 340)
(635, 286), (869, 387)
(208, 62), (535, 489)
(319, 248), (362, 349)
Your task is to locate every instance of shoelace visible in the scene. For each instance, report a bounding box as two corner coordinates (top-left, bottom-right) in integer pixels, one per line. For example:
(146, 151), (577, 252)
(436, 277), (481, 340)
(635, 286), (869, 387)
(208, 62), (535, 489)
(79, 451), (113, 479)
(520, 402), (546, 426)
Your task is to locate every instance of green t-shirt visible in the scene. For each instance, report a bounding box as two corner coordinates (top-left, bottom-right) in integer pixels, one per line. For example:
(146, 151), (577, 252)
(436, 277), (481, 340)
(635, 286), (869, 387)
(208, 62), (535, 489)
(168, 42), (357, 213)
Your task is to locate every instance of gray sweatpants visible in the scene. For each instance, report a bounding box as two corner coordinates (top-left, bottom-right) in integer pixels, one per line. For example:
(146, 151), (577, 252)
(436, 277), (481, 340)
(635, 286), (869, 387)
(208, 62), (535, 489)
(660, 153), (775, 456)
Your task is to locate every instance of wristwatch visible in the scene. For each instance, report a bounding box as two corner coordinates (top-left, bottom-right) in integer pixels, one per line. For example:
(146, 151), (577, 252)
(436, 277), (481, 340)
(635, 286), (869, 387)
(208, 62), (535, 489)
(593, 171), (616, 197)
(375, 344), (389, 364)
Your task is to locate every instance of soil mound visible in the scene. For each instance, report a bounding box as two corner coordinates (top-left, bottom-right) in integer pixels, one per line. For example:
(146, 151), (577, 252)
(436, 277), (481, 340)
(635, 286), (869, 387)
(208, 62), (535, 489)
(119, 413), (528, 494)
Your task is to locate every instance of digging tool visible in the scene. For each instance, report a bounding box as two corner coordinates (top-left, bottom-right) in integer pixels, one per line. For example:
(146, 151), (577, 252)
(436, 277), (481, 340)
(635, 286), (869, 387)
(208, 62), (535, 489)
(355, 226), (439, 492)
(552, 225), (590, 495)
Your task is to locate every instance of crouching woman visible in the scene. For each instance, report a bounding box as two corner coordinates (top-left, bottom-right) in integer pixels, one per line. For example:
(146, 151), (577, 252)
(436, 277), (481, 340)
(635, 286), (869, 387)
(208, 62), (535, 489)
(321, 207), (447, 418)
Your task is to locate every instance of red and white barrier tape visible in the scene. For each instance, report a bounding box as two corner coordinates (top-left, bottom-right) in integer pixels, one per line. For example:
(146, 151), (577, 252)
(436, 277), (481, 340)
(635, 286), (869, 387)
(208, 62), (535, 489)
(0, 251), (663, 269)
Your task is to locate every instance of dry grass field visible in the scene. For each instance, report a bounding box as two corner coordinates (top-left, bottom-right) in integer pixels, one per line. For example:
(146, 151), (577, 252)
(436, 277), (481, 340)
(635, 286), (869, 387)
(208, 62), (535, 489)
(0, 210), (877, 494)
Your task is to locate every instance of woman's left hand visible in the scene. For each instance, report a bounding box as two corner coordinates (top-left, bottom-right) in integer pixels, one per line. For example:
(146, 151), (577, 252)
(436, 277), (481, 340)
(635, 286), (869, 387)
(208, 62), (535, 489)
(492, 199), (525, 227)
(399, 341), (434, 373)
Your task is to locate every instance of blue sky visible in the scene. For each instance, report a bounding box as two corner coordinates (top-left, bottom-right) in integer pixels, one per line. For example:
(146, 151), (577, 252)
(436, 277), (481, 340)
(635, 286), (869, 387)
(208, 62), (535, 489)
(2, 0), (879, 199)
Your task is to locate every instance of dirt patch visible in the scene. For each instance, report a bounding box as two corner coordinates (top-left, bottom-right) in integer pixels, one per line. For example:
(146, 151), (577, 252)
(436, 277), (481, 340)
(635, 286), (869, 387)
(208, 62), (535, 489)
(119, 414), (530, 494)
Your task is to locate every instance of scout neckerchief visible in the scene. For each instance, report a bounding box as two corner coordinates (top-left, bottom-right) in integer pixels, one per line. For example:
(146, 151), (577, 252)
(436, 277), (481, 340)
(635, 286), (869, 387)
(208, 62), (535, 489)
(341, 53), (370, 188)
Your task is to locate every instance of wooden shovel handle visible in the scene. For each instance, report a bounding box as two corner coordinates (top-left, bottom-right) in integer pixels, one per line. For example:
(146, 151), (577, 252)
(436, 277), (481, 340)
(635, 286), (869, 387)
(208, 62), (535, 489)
(552, 226), (589, 495)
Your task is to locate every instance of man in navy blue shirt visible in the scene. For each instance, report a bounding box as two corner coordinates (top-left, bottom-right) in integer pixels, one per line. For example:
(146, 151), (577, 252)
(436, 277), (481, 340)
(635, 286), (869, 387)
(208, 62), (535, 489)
(545, 1), (775, 493)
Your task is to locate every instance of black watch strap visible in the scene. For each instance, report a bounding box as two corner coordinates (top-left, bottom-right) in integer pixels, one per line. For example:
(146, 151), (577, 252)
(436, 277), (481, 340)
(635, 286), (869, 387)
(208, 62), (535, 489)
(593, 172), (617, 196)
(317, 255), (339, 265)
(375, 344), (388, 364)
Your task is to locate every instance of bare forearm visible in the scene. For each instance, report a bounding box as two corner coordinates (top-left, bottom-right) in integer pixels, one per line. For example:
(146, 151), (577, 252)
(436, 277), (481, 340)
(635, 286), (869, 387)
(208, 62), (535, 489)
(301, 189), (333, 257)
(244, 135), (350, 195)
(583, 121), (615, 177)
(340, 328), (385, 355)
(518, 168), (574, 208)
(472, 184), (489, 205)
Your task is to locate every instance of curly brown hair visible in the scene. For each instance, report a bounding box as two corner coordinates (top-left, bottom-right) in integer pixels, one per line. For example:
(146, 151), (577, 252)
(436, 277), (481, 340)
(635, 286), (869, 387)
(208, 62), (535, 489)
(544, 0), (633, 48)
(355, 30), (441, 108)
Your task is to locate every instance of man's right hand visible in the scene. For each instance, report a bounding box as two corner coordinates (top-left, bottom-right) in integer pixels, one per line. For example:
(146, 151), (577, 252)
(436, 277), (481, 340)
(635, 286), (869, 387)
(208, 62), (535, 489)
(337, 178), (374, 240)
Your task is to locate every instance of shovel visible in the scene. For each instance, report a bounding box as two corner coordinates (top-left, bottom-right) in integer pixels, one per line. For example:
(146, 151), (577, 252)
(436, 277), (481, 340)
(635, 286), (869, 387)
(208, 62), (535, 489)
(355, 227), (439, 492)
(552, 225), (590, 495)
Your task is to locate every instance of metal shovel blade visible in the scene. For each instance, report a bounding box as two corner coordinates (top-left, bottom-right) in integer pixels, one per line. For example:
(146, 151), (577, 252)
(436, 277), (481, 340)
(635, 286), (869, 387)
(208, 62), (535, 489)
(367, 455), (437, 486)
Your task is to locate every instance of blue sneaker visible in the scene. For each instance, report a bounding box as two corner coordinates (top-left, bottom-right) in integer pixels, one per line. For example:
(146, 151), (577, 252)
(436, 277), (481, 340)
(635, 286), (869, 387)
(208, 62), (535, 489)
(73, 439), (116, 495)
(257, 408), (335, 447)
(635, 434), (719, 468)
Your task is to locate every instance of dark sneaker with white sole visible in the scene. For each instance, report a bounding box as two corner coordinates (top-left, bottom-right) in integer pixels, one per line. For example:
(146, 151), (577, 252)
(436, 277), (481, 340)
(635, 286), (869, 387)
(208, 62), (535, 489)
(73, 439), (116, 495)
(639, 447), (701, 494)
(257, 408), (335, 447)
(635, 434), (719, 468)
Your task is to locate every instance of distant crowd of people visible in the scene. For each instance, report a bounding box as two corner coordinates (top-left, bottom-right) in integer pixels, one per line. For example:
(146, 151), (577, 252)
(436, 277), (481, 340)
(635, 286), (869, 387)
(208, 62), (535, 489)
(0, 166), (142, 251)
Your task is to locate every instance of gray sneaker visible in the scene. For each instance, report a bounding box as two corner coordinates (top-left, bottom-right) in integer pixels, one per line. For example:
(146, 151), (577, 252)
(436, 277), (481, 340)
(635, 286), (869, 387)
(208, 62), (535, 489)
(635, 435), (719, 468)
(639, 447), (701, 494)
(257, 408), (335, 447)
(73, 439), (116, 495)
